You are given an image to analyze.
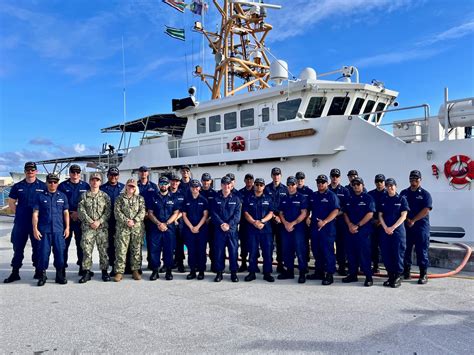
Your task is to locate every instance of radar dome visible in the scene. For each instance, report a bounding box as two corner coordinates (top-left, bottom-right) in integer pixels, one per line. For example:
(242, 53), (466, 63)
(270, 60), (288, 85)
(299, 68), (317, 81)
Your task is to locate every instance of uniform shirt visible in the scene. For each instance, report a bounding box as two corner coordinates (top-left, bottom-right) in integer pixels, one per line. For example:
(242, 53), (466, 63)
(211, 191), (242, 233)
(345, 184), (368, 196)
(58, 179), (90, 212)
(279, 192), (308, 232)
(77, 190), (111, 229)
(179, 179), (190, 195)
(238, 186), (254, 205)
(138, 179), (158, 206)
(400, 187), (433, 226)
(297, 185), (314, 199)
(114, 194), (146, 226)
(308, 189), (340, 234)
(33, 190), (69, 233)
(100, 181), (125, 220)
(9, 178), (47, 222)
(379, 193), (409, 229)
(243, 193), (274, 234)
(343, 192), (376, 233)
(368, 188), (387, 213)
(182, 194), (209, 226)
(169, 190), (185, 210)
(200, 188), (217, 203)
(148, 192), (179, 226)
(328, 184), (350, 206)
(264, 182), (288, 214)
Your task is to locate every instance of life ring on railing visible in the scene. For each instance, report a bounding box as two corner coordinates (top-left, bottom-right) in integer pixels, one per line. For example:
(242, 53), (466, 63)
(444, 155), (474, 185)
(227, 136), (246, 152)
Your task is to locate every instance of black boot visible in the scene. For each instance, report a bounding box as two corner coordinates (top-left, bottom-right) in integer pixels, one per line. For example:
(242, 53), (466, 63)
(101, 270), (110, 282)
(214, 271), (223, 282)
(150, 269), (159, 281)
(55, 269), (68, 285)
(231, 272), (239, 282)
(342, 274), (359, 283)
(403, 266), (411, 280)
(33, 268), (41, 280)
(177, 263), (185, 273)
(78, 266), (85, 277)
(383, 273), (393, 287)
(238, 259), (248, 272)
(186, 270), (197, 280)
(244, 272), (256, 282)
(390, 273), (402, 288)
(337, 265), (348, 276)
(197, 271), (205, 280)
(165, 268), (173, 280)
(307, 270), (324, 280)
(322, 273), (334, 286)
(4, 268), (21, 283)
(298, 273), (306, 284)
(79, 270), (92, 284)
(277, 270), (294, 280)
(109, 268), (116, 277)
(37, 271), (47, 286)
(364, 276), (373, 287)
(418, 267), (428, 284)
(276, 263), (285, 274)
(263, 273), (275, 282)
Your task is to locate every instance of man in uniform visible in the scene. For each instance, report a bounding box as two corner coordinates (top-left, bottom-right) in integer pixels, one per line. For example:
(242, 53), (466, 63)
(238, 173), (255, 272)
(296, 171), (313, 263)
(368, 174), (387, 273)
(211, 176), (242, 282)
(58, 164), (90, 276)
(100, 166), (124, 276)
(242, 178), (275, 282)
(328, 168), (350, 276)
(170, 174), (186, 272)
(342, 177), (376, 287)
(32, 173), (70, 286)
(278, 176), (308, 283)
(200, 173), (217, 272)
(346, 169), (367, 195)
(77, 173), (112, 283)
(4, 162), (47, 283)
(179, 165), (192, 195)
(265, 167), (288, 273)
(400, 170), (433, 284)
(226, 173), (241, 198)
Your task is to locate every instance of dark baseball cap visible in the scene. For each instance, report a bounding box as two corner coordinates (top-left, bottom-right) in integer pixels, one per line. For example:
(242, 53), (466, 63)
(190, 179), (201, 188)
(296, 172), (305, 179)
(159, 176), (170, 184)
(201, 173), (212, 181)
(351, 177), (364, 185)
(271, 167), (281, 175)
(410, 170), (422, 179)
(347, 169), (358, 176)
(287, 176), (297, 185)
(170, 174), (180, 181)
(375, 174), (386, 182)
(24, 161), (37, 170)
(316, 174), (328, 183)
(69, 164), (81, 173)
(180, 165), (190, 171)
(226, 173), (235, 181)
(254, 178), (265, 185)
(108, 167), (119, 175)
(244, 173), (254, 180)
(221, 176), (232, 184)
(330, 168), (341, 177)
(138, 166), (149, 172)
(385, 178), (397, 186)
(46, 173), (60, 182)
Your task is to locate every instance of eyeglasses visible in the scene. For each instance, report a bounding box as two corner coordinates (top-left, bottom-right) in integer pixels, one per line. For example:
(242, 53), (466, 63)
(109, 174), (119, 177)
(330, 175), (340, 178)
(47, 181), (58, 184)
(316, 181), (327, 184)
(25, 169), (35, 172)
(351, 182), (361, 186)
(375, 180), (384, 183)
(287, 183), (296, 186)
(255, 183), (264, 187)
(159, 183), (169, 186)
(409, 177), (420, 181)
(70, 171), (81, 175)
(127, 185), (136, 188)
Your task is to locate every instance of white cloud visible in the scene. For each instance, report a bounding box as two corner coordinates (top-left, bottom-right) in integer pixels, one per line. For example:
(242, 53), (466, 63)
(419, 20), (474, 45)
(354, 48), (442, 68)
(74, 144), (86, 154)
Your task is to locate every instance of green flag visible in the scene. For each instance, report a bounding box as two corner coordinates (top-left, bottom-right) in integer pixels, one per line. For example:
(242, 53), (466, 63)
(165, 26), (185, 41)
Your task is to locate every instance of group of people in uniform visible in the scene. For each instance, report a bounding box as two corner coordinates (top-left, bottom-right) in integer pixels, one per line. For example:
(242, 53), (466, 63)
(4, 162), (433, 288)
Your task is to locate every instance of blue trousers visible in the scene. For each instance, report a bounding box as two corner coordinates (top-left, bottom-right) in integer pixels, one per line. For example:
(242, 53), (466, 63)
(380, 230), (406, 274)
(144, 220), (154, 265)
(149, 229), (176, 270)
(10, 222), (39, 269)
(37, 231), (66, 271)
(174, 220), (185, 265)
(184, 225), (208, 272)
(64, 220), (83, 268)
(107, 222), (116, 269)
(311, 229), (336, 274)
(214, 229), (239, 272)
(281, 227), (307, 273)
(247, 232), (273, 274)
(239, 222), (249, 260)
(404, 225), (430, 268)
(345, 230), (372, 277)
(335, 217), (347, 268)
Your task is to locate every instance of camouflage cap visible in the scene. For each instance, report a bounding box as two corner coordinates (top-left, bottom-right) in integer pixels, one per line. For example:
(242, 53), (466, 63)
(89, 172), (102, 181)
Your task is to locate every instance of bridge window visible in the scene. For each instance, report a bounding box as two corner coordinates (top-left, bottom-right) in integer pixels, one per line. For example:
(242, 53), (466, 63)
(375, 102), (386, 123)
(305, 97), (327, 118)
(197, 118), (206, 134)
(224, 112), (237, 130)
(262, 107), (270, 122)
(363, 100), (376, 120)
(350, 98), (365, 115)
(240, 108), (254, 127)
(209, 115), (221, 132)
(277, 99), (302, 121)
(327, 97), (350, 116)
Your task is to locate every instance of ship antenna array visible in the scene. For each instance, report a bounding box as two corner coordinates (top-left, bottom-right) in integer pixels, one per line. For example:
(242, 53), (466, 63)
(193, 0), (281, 99)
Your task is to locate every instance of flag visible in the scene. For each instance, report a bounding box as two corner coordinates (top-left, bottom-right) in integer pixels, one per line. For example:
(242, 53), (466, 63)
(165, 26), (185, 41)
(190, 0), (208, 15)
(162, 0), (186, 13)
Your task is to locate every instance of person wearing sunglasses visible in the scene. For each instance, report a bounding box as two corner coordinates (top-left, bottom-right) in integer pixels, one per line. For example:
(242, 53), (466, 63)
(296, 171), (313, 268)
(113, 179), (146, 282)
(400, 170), (433, 284)
(368, 174), (387, 274)
(169, 174), (186, 273)
(58, 164), (90, 277)
(238, 173), (255, 273)
(200, 173), (218, 273)
(32, 173), (70, 286)
(4, 161), (47, 283)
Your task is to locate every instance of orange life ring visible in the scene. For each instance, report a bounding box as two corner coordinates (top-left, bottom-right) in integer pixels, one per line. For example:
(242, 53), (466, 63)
(444, 155), (474, 185)
(227, 136), (246, 152)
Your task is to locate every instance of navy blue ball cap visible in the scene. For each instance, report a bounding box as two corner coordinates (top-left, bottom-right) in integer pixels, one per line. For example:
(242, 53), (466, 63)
(108, 167), (119, 175)
(201, 173), (212, 181)
(316, 174), (328, 183)
(190, 179), (201, 188)
(296, 171), (305, 179)
(180, 165), (190, 171)
(271, 167), (281, 175)
(375, 174), (386, 182)
(385, 178), (397, 186)
(159, 176), (170, 184)
(138, 166), (149, 172)
(46, 173), (59, 182)
(244, 173), (254, 180)
(410, 170), (422, 179)
(69, 164), (81, 173)
(287, 176), (297, 185)
(24, 161), (37, 170)
(221, 176), (232, 184)
(347, 169), (358, 176)
(254, 178), (265, 185)
(351, 177), (364, 185)
(330, 168), (341, 177)
(226, 173), (235, 181)
(170, 174), (180, 181)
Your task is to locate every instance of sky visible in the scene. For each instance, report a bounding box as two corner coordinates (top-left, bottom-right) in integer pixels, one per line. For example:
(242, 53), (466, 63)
(0, 0), (473, 175)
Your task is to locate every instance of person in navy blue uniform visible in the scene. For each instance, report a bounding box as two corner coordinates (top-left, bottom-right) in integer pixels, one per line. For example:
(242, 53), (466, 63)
(328, 168), (350, 276)
(100, 166), (125, 276)
(379, 178), (409, 288)
(400, 170), (433, 284)
(147, 176), (180, 280)
(296, 171), (313, 264)
(226, 172), (241, 199)
(137, 166), (158, 269)
(58, 164), (90, 276)
(277, 176), (308, 283)
(243, 178), (275, 282)
(181, 179), (209, 280)
(4, 162), (47, 283)
(170, 174), (186, 272)
(342, 177), (376, 286)
(265, 167), (288, 274)
(306, 174), (340, 285)
(238, 173), (254, 272)
(179, 165), (192, 195)
(32, 173), (70, 286)
(211, 176), (242, 282)
(200, 172), (217, 272)
(345, 170), (367, 195)
(368, 174), (387, 273)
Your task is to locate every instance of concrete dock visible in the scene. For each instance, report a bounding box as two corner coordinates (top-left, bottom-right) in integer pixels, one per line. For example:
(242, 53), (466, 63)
(1, 218), (473, 354)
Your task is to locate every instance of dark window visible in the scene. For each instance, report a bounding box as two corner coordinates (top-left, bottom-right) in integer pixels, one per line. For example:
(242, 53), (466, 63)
(350, 98), (365, 115)
(209, 115), (221, 132)
(375, 102), (386, 123)
(305, 97), (327, 118)
(240, 108), (254, 127)
(327, 97), (350, 116)
(262, 107), (270, 122)
(224, 112), (237, 130)
(277, 99), (302, 121)
(363, 100), (376, 120)
(197, 118), (206, 134)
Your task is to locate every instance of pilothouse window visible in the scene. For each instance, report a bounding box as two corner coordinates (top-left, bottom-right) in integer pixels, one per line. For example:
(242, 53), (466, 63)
(305, 97), (327, 118)
(209, 115), (221, 132)
(197, 118), (206, 134)
(277, 99), (302, 121)
(262, 107), (270, 122)
(375, 102), (386, 123)
(240, 109), (254, 127)
(327, 97), (350, 116)
(224, 112), (237, 130)
(363, 100), (376, 120)
(350, 98), (365, 115)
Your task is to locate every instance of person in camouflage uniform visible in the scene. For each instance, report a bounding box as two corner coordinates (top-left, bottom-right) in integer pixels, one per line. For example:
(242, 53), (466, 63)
(113, 178), (146, 282)
(77, 173), (111, 283)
